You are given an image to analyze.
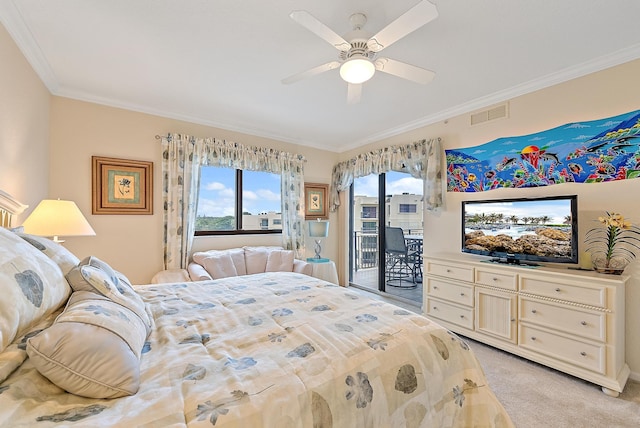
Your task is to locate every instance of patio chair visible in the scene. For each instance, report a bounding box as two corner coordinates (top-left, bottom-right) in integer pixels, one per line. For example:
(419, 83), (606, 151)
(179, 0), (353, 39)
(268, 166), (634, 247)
(384, 227), (420, 288)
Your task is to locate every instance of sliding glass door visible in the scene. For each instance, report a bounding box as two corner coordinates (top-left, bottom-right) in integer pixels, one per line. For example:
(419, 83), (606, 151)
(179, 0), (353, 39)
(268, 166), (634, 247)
(349, 171), (424, 306)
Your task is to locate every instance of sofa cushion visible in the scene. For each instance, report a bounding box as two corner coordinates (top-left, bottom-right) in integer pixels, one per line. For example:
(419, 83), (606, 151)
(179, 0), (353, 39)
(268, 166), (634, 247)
(198, 252), (238, 279)
(193, 248), (247, 276)
(0, 227), (71, 353)
(66, 256), (151, 335)
(243, 247), (271, 275)
(265, 250), (295, 272)
(26, 291), (147, 398)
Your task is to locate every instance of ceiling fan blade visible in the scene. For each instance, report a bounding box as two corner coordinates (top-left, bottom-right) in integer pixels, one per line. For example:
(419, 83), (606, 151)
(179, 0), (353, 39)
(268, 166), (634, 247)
(367, 1), (438, 52)
(374, 58), (435, 84)
(290, 11), (351, 51)
(282, 61), (341, 84)
(347, 83), (362, 104)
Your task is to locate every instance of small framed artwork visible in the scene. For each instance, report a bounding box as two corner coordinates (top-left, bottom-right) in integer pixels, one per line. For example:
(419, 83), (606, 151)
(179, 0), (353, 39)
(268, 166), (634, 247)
(304, 183), (329, 220)
(92, 156), (153, 215)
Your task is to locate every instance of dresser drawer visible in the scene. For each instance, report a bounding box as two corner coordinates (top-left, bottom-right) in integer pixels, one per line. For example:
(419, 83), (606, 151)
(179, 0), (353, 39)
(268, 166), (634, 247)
(427, 278), (474, 306)
(519, 297), (605, 342)
(519, 325), (605, 374)
(520, 276), (606, 307)
(425, 297), (474, 330)
(426, 260), (474, 282)
(475, 268), (518, 290)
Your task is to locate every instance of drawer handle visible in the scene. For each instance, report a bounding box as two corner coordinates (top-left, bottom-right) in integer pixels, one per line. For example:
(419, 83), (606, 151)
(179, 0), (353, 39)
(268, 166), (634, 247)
(555, 287), (561, 292)
(510, 318), (516, 322)
(580, 352), (587, 357)
(531, 309), (537, 314)
(581, 321), (587, 326)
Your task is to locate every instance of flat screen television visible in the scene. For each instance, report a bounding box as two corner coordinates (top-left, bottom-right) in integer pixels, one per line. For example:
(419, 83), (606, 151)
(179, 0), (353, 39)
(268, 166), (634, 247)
(462, 195), (578, 265)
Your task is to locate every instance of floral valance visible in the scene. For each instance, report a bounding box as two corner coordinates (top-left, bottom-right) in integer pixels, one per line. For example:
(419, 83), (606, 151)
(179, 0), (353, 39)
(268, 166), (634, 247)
(330, 138), (443, 212)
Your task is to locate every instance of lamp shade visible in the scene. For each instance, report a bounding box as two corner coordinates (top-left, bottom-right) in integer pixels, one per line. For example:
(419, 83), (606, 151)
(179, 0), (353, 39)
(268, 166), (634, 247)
(22, 199), (95, 241)
(339, 57), (375, 84)
(308, 220), (329, 238)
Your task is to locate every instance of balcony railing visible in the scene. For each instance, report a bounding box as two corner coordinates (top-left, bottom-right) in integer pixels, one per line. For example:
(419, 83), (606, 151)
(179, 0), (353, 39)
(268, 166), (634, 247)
(353, 230), (423, 271)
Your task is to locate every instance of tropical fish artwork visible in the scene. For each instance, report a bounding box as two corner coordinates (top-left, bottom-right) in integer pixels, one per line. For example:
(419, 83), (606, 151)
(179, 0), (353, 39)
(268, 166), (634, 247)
(446, 109), (640, 192)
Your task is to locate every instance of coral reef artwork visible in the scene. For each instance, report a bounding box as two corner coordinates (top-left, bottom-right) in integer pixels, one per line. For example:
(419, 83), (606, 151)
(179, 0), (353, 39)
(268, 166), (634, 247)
(446, 109), (640, 192)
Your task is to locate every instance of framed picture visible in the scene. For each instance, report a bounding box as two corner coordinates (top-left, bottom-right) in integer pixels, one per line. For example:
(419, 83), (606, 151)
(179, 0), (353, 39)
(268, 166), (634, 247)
(92, 156), (153, 214)
(304, 183), (329, 220)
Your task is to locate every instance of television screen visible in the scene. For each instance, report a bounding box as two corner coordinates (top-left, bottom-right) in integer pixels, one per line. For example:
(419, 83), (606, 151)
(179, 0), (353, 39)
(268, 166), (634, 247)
(462, 195), (578, 265)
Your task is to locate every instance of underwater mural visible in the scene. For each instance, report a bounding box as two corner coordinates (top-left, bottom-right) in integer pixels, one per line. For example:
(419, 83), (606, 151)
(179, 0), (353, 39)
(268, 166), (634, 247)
(446, 109), (640, 192)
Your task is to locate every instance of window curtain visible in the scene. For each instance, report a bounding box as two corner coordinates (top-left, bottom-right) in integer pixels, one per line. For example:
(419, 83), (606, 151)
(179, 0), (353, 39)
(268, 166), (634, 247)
(161, 134), (307, 270)
(329, 138), (443, 212)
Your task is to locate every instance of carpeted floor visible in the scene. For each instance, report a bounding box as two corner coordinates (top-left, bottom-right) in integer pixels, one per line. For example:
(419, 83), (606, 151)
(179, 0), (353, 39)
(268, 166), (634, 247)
(468, 337), (640, 428)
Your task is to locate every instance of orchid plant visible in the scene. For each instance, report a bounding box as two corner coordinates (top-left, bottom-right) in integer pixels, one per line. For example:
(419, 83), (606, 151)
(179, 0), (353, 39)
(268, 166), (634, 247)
(585, 212), (640, 273)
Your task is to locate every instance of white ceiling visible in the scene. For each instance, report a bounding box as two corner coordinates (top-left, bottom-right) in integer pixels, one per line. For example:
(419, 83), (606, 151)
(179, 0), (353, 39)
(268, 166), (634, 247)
(2, 0), (640, 152)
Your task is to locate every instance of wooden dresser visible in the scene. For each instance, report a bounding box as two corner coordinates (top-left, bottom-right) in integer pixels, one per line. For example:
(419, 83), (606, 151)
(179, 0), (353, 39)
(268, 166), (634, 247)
(424, 255), (630, 396)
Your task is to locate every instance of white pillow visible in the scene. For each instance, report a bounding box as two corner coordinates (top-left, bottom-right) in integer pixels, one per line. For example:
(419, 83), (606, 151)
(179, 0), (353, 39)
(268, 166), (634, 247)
(66, 256), (151, 334)
(265, 250), (295, 272)
(26, 291), (147, 398)
(193, 248), (247, 276)
(243, 247), (271, 275)
(199, 252), (238, 279)
(0, 228), (70, 353)
(17, 233), (80, 275)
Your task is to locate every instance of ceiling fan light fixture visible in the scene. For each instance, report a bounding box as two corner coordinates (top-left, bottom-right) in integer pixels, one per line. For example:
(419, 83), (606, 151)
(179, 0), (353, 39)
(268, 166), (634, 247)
(339, 58), (375, 84)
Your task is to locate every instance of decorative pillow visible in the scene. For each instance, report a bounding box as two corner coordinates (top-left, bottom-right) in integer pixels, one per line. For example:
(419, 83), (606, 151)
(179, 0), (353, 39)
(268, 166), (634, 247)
(26, 291), (147, 398)
(193, 248), (247, 276)
(188, 262), (213, 281)
(198, 252), (238, 279)
(0, 227), (71, 353)
(66, 256), (151, 334)
(265, 250), (295, 272)
(17, 233), (80, 275)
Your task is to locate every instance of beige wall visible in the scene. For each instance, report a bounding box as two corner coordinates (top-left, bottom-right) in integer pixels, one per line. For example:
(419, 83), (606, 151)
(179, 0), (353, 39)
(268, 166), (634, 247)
(0, 23), (50, 216)
(48, 97), (339, 284)
(339, 58), (640, 379)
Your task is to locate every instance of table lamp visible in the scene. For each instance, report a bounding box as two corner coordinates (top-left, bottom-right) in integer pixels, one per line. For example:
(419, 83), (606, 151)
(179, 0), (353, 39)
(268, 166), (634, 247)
(308, 219), (329, 262)
(22, 199), (96, 243)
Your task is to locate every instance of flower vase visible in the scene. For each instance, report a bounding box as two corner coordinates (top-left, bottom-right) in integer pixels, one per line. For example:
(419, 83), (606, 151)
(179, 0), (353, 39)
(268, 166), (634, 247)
(591, 255), (628, 275)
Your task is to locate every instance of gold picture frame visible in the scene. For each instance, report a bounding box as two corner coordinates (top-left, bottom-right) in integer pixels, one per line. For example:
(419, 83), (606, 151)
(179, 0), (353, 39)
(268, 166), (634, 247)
(304, 183), (329, 220)
(92, 156), (153, 215)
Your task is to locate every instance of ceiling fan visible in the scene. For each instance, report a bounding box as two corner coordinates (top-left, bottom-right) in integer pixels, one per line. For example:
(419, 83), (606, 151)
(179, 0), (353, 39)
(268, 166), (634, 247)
(282, 1), (438, 104)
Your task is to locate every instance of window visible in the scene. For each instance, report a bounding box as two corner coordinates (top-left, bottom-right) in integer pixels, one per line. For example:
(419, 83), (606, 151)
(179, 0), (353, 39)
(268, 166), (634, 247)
(362, 206), (377, 218)
(362, 221), (377, 232)
(195, 167), (282, 234)
(399, 204), (417, 213)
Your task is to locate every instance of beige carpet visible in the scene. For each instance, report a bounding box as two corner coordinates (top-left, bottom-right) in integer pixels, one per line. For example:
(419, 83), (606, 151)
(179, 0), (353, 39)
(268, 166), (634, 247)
(468, 337), (640, 428)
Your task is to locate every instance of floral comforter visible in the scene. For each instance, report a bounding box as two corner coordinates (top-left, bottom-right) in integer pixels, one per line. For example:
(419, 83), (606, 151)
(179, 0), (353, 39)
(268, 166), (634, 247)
(0, 272), (512, 427)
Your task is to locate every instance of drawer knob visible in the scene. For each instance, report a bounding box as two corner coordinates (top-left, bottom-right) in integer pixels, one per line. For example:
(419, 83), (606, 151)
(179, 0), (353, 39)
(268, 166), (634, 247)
(555, 287), (561, 292)
(511, 318), (516, 322)
(581, 321), (587, 326)
(433, 286), (438, 290)
(492, 277), (498, 282)
(460, 292), (465, 296)
(580, 352), (587, 357)
(460, 315), (465, 319)
(531, 309), (537, 314)
(433, 306), (438, 310)
(446, 269), (452, 273)
(531, 336), (537, 341)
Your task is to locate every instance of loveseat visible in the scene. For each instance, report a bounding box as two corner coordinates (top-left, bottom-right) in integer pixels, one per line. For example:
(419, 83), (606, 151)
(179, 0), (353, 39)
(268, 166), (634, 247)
(152, 246), (313, 283)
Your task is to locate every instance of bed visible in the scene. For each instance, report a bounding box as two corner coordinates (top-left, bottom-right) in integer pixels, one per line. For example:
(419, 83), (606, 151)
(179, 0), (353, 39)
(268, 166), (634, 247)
(0, 194), (513, 427)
